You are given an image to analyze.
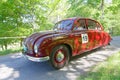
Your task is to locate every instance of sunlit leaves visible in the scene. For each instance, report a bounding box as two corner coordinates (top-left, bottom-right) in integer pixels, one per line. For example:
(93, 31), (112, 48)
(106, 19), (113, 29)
(0, 0), (57, 47)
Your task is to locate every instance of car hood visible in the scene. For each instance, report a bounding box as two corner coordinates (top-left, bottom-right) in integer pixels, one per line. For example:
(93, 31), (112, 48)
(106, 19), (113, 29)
(24, 30), (62, 50)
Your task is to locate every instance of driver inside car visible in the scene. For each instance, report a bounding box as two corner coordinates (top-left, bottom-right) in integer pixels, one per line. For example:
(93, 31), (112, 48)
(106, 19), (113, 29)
(73, 20), (85, 30)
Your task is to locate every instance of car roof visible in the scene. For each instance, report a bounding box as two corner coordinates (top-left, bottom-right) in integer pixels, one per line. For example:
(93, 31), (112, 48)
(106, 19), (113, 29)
(55, 17), (100, 26)
(59, 17), (96, 22)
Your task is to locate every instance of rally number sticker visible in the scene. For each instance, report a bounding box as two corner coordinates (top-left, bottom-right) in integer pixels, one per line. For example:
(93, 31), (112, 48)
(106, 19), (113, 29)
(81, 34), (88, 43)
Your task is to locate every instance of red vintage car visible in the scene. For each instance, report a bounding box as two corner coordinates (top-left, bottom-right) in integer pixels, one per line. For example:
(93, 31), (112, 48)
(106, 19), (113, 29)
(22, 17), (112, 69)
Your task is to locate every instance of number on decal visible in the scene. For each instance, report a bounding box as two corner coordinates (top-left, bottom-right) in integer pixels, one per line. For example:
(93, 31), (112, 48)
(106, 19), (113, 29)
(81, 34), (88, 43)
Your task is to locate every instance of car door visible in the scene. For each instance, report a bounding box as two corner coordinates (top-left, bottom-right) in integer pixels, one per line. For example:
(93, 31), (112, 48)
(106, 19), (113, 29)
(72, 19), (89, 55)
(86, 19), (102, 49)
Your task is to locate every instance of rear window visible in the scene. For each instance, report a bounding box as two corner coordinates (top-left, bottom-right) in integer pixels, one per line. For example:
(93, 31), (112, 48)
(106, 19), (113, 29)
(87, 20), (101, 30)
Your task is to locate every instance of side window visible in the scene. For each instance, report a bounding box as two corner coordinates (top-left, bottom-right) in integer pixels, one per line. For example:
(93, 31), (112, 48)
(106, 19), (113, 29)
(73, 19), (86, 30)
(87, 20), (101, 30)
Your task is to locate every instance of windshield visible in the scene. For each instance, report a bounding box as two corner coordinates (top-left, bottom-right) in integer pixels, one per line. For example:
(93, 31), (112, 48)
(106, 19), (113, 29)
(53, 20), (73, 30)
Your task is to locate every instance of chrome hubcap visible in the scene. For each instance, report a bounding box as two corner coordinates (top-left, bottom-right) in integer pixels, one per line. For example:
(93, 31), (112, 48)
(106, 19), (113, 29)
(56, 51), (64, 62)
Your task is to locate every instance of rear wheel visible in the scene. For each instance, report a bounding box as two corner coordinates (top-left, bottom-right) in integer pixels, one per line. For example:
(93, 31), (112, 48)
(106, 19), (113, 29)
(50, 45), (70, 69)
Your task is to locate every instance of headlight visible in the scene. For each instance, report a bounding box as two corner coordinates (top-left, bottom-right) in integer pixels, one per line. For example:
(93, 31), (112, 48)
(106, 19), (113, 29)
(34, 44), (38, 53)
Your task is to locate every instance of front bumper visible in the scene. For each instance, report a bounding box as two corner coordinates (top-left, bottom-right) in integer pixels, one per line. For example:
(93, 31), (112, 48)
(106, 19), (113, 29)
(23, 54), (49, 62)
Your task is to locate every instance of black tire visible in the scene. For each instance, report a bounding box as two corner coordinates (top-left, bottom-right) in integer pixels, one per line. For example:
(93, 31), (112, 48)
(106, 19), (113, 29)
(50, 45), (70, 69)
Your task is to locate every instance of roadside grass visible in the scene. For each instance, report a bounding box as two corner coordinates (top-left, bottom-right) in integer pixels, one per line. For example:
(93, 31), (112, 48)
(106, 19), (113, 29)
(0, 47), (21, 56)
(77, 52), (120, 80)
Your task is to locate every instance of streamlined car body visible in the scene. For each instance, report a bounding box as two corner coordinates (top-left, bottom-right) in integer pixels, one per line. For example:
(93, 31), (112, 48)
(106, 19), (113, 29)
(22, 17), (112, 69)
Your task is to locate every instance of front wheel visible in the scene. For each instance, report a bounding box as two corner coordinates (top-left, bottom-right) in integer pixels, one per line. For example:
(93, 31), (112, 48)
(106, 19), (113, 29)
(50, 45), (70, 69)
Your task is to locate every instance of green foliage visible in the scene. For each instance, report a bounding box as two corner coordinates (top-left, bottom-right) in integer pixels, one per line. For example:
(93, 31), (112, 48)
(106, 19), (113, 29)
(77, 52), (120, 80)
(67, 0), (101, 18)
(0, 48), (21, 56)
(0, 0), (60, 48)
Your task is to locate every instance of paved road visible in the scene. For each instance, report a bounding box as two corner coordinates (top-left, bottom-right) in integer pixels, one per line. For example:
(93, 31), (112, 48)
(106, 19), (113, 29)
(0, 36), (120, 80)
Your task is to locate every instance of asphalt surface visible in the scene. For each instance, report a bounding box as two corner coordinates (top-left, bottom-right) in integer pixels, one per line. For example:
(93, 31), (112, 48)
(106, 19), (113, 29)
(0, 36), (120, 80)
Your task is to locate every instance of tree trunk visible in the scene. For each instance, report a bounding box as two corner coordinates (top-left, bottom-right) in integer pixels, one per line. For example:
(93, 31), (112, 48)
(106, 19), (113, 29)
(4, 44), (7, 50)
(2, 45), (4, 50)
(100, 0), (104, 19)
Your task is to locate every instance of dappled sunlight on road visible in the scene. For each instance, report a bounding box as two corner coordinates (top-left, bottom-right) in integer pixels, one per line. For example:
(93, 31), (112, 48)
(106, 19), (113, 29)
(0, 64), (19, 80)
